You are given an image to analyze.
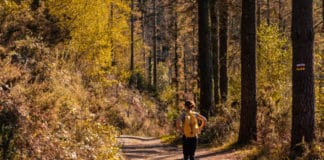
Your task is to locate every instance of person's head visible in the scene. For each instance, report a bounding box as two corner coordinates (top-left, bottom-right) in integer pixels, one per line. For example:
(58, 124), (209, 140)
(184, 100), (195, 110)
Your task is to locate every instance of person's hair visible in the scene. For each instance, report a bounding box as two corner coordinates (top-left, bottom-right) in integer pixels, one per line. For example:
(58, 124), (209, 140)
(184, 100), (195, 110)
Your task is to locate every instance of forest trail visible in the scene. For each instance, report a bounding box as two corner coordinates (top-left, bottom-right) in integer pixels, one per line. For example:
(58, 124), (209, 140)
(118, 135), (242, 160)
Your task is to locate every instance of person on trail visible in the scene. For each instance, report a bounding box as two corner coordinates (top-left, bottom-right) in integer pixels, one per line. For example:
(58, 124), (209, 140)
(176, 100), (207, 160)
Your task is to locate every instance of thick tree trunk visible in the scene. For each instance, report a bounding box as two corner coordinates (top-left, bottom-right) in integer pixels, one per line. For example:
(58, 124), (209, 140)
(219, 0), (228, 103)
(198, 0), (212, 118)
(238, 0), (257, 144)
(210, 0), (220, 107)
(290, 0), (315, 158)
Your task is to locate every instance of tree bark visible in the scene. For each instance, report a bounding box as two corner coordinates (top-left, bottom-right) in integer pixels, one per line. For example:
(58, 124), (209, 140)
(130, 0), (135, 72)
(238, 0), (257, 145)
(174, 2), (180, 106)
(153, 0), (157, 90)
(219, 0), (228, 103)
(257, 0), (261, 26)
(148, 50), (152, 87)
(141, 2), (146, 72)
(110, 3), (116, 66)
(290, 0), (315, 158)
(210, 0), (220, 107)
(266, 0), (270, 25)
(278, 0), (284, 32)
(198, 0), (212, 118)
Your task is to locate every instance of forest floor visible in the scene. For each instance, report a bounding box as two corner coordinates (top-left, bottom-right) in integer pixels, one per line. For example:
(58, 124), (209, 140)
(118, 135), (246, 160)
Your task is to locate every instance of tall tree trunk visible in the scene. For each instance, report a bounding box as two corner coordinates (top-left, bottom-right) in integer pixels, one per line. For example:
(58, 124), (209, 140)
(153, 0), (157, 90)
(130, 0), (135, 71)
(210, 0), (220, 107)
(110, 3), (116, 66)
(184, 45), (188, 94)
(174, 3), (180, 106)
(141, 1), (146, 73)
(148, 50), (152, 87)
(278, 0), (284, 32)
(257, 0), (261, 26)
(198, 0), (212, 118)
(219, 0), (228, 103)
(322, 0), (324, 31)
(290, 0), (315, 158)
(238, 0), (257, 145)
(266, 0), (270, 25)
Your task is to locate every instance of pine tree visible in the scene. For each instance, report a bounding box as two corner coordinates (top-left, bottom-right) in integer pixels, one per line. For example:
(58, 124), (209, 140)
(210, 0), (220, 106)
(153, 0), (157, 90)
(238, 0), (257, 144)
(130, 0), (135, 72)
(219, 0), (228, 102)
(198, 0), (212, 118)
(290, 0), (315, 158)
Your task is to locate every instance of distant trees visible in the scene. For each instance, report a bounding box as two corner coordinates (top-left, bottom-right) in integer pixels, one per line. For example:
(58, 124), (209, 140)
(210, 0), (220, 106)
(152, 0), (157, 90)
(198, 0), (212, 118)
(219, 0), (228, 102)
(290, 0), (315, 158)
(238, 0), (257, 144)
(130, 0), (135, 72)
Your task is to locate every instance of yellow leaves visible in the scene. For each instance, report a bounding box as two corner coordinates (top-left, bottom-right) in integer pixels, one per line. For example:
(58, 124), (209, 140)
(47, 0), (131, 83)
(256, 22), (292, 106)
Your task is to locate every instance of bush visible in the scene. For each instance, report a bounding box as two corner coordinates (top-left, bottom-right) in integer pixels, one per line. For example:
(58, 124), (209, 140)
(199, 103), (239, 145)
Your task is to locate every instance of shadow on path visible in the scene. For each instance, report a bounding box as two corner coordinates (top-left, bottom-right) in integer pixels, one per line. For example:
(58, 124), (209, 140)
(118, 135), (241, 160)
(119, 135), (160, 141)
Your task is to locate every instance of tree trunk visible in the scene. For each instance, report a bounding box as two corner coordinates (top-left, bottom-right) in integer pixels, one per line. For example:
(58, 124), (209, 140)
(198, 0), (212, 118)
(290, 0), (315, 158)
(257, 0), (261, 26)
(278, 0), (284, 32)
(148, 50), (152, 87)
(210, 0), (220, 107)
(153, 0), (157, 90)
(110, 3), (116, 66)
(266, 0), (270, 25)
(238, 0), (257, 145)
(174, 4), (180, 106)
(219, 0), (228, 103)
(141, 1), (146, 73)
(130, 0), (135, 72)
(322, 0), (324, 31)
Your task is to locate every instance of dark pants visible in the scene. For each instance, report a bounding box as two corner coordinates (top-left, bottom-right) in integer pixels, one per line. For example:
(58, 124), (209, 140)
(182, 136), (197, 160)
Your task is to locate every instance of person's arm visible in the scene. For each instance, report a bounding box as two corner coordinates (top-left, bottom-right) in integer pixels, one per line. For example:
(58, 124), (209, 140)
(197, 114), (207, 133)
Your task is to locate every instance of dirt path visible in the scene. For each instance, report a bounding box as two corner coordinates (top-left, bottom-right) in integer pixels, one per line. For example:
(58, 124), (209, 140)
(118, 135), (242, 160)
